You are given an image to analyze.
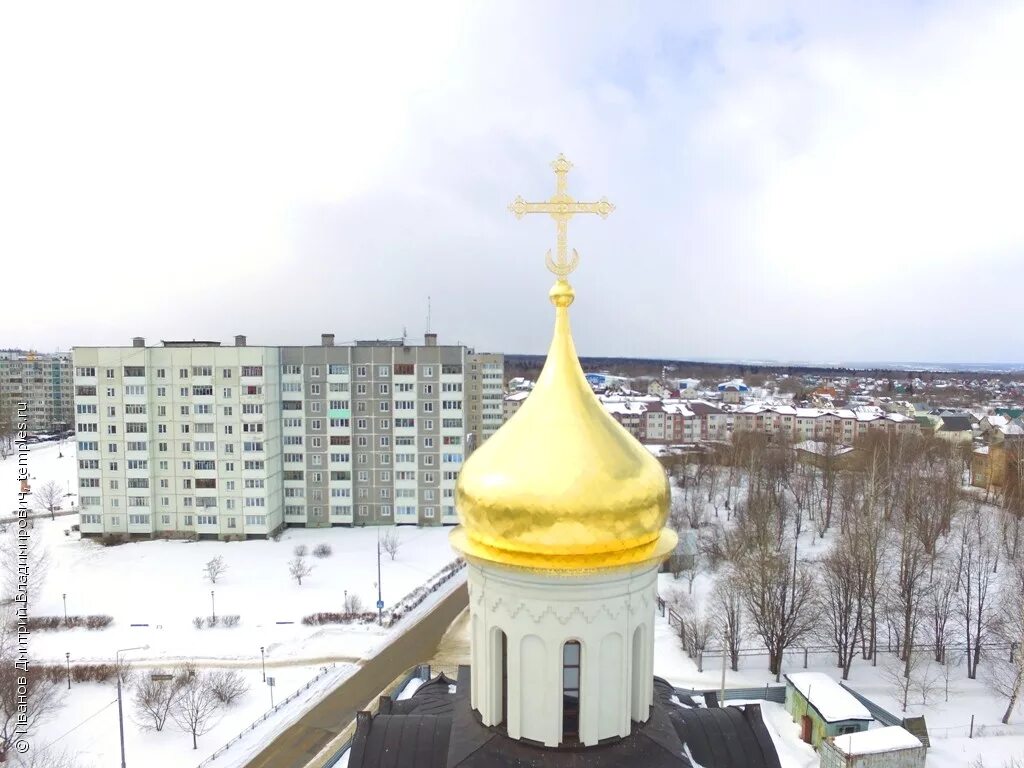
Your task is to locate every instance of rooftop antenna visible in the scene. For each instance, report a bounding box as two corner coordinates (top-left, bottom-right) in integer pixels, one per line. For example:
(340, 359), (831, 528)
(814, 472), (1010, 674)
(426, 296), (432, 334)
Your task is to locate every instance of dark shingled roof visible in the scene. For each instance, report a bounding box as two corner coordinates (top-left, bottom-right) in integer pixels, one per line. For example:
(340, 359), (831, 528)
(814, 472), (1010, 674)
(939, 415), (973, 432)
(347, 666), (782, 768)
(688, 401), (724, 416)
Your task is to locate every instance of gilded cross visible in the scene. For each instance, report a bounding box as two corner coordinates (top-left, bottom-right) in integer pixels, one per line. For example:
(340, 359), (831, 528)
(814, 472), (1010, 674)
(509, 154), (615, 278)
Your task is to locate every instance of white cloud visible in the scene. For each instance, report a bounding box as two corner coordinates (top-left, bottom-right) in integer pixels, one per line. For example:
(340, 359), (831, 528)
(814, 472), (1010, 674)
(1, 1), (1021, 363)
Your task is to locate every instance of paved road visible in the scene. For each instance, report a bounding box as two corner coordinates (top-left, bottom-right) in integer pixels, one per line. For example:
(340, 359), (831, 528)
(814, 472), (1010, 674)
(245, 581), (469, 768)
(0, 508), (78, 523)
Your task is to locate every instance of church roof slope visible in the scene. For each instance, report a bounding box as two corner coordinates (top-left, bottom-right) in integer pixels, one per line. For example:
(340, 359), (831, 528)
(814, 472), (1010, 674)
(348, 670), (785, 768)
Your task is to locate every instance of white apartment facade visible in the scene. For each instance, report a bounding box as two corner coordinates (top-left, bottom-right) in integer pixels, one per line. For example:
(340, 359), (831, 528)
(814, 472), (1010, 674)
(73, 334), (503, 540)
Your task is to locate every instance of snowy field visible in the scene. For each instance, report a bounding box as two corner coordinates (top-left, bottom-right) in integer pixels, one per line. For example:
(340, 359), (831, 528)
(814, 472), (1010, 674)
(4, 440), (460, 664)
(37, 662), (351, 768)
(3, 440), (466, 767)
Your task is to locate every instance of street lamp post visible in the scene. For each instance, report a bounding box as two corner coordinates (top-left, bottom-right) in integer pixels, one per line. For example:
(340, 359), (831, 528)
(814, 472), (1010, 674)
(210, 590), (215, 623)
(116, 645), (149, 768)
(260, 646), (266, 683)
(62, 593), (68, 625)
(376, 529), (383, 625)
(65, 652), (71, 690)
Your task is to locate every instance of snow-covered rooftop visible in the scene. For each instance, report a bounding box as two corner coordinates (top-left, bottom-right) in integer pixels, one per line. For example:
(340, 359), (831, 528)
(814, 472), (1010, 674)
(785, 673), (872, 723)
(793, 440), (856, 456)
(831, 726), (922, 755)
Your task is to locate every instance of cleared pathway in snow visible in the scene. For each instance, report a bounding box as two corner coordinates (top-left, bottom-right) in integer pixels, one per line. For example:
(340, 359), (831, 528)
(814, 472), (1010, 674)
(244, 581), (468, 768)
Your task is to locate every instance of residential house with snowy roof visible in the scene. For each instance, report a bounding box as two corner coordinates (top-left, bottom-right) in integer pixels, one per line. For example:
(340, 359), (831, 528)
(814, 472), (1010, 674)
(733, 406), (917, 444)
(971, 418), (1024, 489)
(717, 379), (748, 404)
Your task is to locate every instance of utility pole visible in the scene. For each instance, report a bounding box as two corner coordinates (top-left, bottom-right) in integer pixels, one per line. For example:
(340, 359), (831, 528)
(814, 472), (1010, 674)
(720, 637), (727, 706)
(260, 646), (266, 683)
(376, 528), (384, 625)
(116, 645), (149, 768)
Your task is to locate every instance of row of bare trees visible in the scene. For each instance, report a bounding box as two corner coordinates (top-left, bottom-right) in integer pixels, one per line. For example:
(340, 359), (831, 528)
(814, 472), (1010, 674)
(666, 431), (1024, 721)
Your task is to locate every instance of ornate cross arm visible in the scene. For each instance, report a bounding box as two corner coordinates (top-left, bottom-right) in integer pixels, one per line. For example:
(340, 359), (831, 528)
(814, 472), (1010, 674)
(508, 197), (615, 219)
(509, 154), (615, 278)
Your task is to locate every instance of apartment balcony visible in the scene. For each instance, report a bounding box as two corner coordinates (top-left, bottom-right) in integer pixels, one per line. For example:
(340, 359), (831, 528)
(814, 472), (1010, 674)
(395, 507), (417, 524)
(328, 506), (353, 524)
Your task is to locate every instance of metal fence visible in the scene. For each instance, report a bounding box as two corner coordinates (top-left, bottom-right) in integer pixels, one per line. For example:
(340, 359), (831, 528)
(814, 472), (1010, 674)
(195, 663), (338, 768)
(838, 681), (901, 727)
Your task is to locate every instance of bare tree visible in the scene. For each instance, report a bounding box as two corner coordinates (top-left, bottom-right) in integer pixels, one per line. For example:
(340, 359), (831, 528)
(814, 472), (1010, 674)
(288, 556), (313, 586)
(0, 665), (61, 761)
(881, 651), (930, 712)
(293, 544), (308, 558)
(928, 560), (958, 665)
(381, 529), (401, 561)
(886, 513), (932, 675)
(987, 561), (1024, 723)
(913, 657), (943, 706)
(172, 674), (222, 750)
(0, 529), (49, 608)
(343, 592), (364, 614)
(682, 603), (715, 662)
(133, 669), (183, 731)
(203, 555), (227, 585)
(941, 651), (964, 703)
(12, 747), (85, 768)
(853, 485), (888, 664)
(206, 669), (248, 706)
(956, 506), (1000, 679)
(711, 570), (745, 672)
(33, 480), (65, 520)
(115, 654), (137, 688)
(0, 425), (13, 462)
(818, 535), (866, 679)
(735, 544), (817, 681)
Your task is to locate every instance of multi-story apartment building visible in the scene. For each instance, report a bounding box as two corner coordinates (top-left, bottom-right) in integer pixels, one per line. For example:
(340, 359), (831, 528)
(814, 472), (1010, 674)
(0, 350), (73, 434)
(503, 390), (530, 422)
(466, 352), (505, 447)
(72, 334), (503, 540)
(554, 393), (918, 447)
(731, 404), (918, 442)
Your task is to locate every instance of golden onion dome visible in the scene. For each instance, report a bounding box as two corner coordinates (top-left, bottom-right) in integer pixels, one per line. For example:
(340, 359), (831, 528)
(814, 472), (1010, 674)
(450, 278), (676, 572)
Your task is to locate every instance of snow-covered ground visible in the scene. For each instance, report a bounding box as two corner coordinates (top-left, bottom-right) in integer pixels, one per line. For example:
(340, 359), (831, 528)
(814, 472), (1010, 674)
(3, 440), (466, 767)
(37, 662), (352, 768)
(29, 515), (458, 665)
(4, 440), (460, 664)
(655, 572), (1024, 767)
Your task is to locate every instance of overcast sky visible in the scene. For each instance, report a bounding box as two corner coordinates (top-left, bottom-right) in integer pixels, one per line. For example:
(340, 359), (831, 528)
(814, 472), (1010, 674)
(3, 1), (1022, 364)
